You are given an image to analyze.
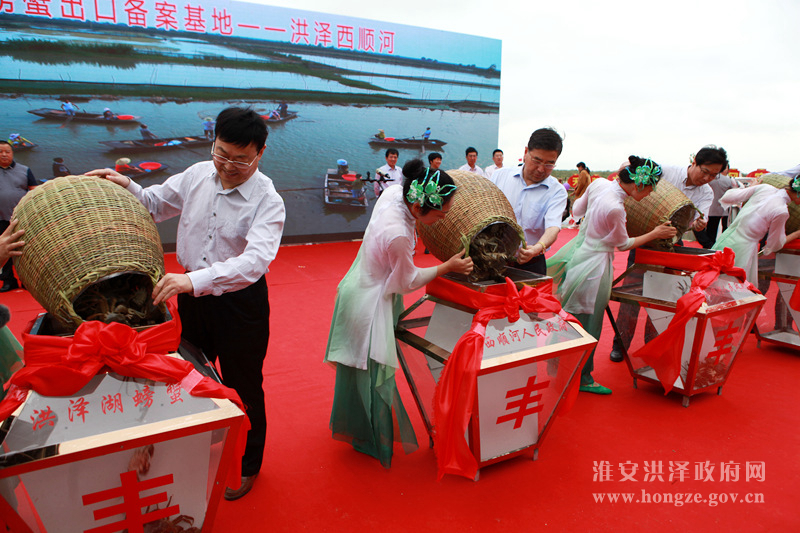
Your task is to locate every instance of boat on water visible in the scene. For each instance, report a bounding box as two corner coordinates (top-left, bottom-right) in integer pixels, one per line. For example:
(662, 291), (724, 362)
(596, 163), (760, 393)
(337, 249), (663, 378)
(367, 135), (447, 149)
(99, 135), (213, 152)
(7, 136), (36, 151)
(261, 111), (299, 124)
(123, 161), (170, 180)
(27, 108), (142, 124)
(324, 169), (368, 209)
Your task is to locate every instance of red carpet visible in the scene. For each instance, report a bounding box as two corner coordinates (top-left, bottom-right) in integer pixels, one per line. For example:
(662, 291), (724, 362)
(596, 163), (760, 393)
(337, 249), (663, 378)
(2, 232), (798, 532)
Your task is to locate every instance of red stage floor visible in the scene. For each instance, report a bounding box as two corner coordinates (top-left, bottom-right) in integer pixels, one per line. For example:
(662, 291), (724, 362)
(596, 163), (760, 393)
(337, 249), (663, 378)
(2, 231), (798, 532)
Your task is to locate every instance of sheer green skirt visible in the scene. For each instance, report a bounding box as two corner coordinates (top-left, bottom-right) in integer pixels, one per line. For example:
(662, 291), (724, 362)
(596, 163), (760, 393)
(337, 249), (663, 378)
(330, 359), (419, 468)
(0, 326), (22, 402)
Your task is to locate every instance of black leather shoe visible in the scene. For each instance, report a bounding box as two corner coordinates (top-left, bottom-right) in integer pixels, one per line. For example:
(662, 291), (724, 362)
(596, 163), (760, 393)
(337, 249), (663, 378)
(0, 284), (18, 293)
(609, 349), (624, 363)
(224, 475), (257, 501)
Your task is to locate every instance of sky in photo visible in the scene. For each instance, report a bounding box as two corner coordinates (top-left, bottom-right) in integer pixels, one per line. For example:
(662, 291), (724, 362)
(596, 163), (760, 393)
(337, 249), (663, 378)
(249, 0), (800, 173)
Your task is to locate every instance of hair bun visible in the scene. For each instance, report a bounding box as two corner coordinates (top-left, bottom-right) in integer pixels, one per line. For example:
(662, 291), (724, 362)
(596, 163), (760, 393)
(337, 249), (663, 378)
(628, 155), (646, 168)
(402, 158), (425, 181)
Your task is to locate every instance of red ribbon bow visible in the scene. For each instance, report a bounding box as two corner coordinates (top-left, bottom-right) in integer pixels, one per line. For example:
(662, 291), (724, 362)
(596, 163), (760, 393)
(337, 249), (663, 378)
(427, 277), (579, 481)
(629, 248), (758, 394)
(0, 301), (249, 485)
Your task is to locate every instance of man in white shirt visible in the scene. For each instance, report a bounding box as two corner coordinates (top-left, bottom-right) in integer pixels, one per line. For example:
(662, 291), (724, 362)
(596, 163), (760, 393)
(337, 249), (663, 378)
(484, 149), (504, 178)
(775, 163), (800, 179)
(490, 128), (567, 276)
(376, 148), (402, 197)
(660, 145), (726, 234)
(458, 147), (485, 177)
(88, 107), (285, 501)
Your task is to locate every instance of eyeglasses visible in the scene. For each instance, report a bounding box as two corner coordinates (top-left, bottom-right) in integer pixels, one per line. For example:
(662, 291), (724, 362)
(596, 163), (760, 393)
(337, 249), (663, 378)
(210, 145), (259, 169)
(698, 166), (718, 179)
(528, 152), (556, 170)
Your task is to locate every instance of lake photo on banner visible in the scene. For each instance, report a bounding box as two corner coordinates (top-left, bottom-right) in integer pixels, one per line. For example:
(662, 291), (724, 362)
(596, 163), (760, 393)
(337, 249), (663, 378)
(0, 7), (501, 243)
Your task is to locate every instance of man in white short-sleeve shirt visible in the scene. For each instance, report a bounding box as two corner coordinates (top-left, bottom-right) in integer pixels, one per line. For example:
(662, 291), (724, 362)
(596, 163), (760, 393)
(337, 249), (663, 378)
(484, 149), (504, 178)
(458, 146), (485, 177)
(490, 128), (567, 276)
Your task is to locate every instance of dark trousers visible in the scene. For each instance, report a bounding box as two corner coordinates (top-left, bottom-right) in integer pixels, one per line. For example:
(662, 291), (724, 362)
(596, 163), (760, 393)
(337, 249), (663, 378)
(0, 221), (18, 287)
(611, 249), (656, 353)
(694, 215), (728, 249)
(512, 254), (547, 276)
(178, 277), (270, 477)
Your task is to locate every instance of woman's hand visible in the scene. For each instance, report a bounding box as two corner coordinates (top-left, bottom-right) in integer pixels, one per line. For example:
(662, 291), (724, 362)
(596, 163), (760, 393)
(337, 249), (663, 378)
(652, 222), (678, 240)
(440, 249), (473, 276)
(516, 244), (540, 264)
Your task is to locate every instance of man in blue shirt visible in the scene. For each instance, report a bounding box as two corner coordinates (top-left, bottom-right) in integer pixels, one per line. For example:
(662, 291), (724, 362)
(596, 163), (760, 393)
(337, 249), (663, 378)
(489, 128), (567, 275)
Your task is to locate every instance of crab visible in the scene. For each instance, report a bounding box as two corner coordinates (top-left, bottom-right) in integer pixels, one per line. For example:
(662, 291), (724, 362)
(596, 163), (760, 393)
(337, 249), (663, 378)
(72, 274), (164, 327)
(468, 225), (517, 282)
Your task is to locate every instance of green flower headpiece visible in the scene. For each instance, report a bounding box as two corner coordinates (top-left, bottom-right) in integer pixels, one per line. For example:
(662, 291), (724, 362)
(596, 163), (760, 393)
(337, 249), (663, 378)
(791, 175), (800, 194)
(626, 159), (662, 190)
(406, 169), (457, 209)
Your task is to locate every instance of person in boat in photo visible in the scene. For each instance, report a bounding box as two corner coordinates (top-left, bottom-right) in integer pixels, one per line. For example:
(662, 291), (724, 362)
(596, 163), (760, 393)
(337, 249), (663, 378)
(139, 124), (158, 140)
(114, 158), (143, 175)
(325, 159), (473, 468)
(458, 146), (485, 177)
(428, 152), (442, 171)
(422, 127), (431, 140)
(103, 107), (114, 120)
(375, 148), (402, 198)
(277, 102), (289, 118)
(489, 128), (568, 276)
(350, 174), (365, 199)
(484, 149), (504, 178)
(202, 117), (216, 139)
(7, 134), (31, 148)
(547, 156), (677, 394)
(60, 99), (77, 117)
(87, 107), (285, 501)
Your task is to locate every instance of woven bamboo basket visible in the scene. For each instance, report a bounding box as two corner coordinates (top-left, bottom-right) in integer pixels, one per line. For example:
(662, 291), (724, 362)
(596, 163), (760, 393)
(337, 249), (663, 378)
(624, 179), (697, 251)
(12, 176), (166, 330)
(416, 170), (524, 281)
(758, 173), (800, 233)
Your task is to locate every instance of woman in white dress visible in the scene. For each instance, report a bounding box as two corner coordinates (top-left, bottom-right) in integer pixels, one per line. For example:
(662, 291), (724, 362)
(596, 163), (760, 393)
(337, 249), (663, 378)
(547, 157), (677, 394)
(712, 177), (800, 283)
(325, 159), (473, 467)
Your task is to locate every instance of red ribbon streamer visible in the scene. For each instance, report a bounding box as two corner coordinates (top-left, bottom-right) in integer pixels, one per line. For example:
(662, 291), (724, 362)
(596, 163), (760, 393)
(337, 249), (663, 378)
(0, 301), (249, 486)
(629, 248), (758, 394)
(790, 285), (800, 313)
(780, 240), (800, 311)
(428, 277), (580, 481)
